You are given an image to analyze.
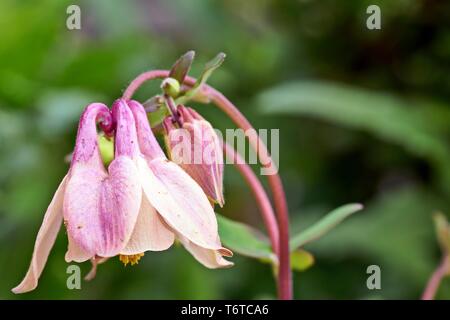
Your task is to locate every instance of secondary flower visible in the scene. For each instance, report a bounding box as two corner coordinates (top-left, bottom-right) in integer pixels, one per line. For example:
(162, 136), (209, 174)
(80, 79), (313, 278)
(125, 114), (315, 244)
(163, 105), (224, 206)
(13, 99), (231, 294)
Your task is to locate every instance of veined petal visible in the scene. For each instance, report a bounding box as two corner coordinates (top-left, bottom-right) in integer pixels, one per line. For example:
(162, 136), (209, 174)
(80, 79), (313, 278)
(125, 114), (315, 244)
(64, 156), (142, 259)
(112, 99), (141, 159)
(12, 175), (68, 294)
(64, 163), (104, 260)
(127, 100), (166, 160)
(137, 157), (222, 250)
(120, 195), (175, 254)
(178, 235), (233, 269)
(99, 157), (142, 256)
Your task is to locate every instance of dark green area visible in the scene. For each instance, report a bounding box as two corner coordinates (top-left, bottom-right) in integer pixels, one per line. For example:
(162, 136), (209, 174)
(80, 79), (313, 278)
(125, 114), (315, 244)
(0, 0), (449, 299)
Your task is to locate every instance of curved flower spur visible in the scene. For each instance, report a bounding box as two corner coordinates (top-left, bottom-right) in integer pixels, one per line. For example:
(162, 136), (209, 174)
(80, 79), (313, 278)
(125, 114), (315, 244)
(13, 99), (232, 294)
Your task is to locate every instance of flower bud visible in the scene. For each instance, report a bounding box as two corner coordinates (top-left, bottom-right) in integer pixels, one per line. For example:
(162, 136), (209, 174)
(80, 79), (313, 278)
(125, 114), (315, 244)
(161, 77), (180, 98)
(163, 106), (224, 207)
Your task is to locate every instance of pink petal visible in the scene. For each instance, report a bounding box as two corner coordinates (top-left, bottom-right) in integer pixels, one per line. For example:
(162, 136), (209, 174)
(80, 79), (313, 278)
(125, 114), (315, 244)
(127, 100), (166, 160)
(65, 233), (92, 263)
(71, 103), (112, 168)
(178, 235), (233, 269)
(65, 99), (143, 259)
(64, 156), (142, 259)
(137, 157), (222, 250)
(12, 175), (68, 294)
(112, 99), (141, 159)
(120, 195), (175, 254)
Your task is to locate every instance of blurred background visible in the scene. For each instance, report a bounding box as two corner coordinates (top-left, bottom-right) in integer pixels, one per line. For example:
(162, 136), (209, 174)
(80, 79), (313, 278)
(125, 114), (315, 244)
(0, 0), (449, 299)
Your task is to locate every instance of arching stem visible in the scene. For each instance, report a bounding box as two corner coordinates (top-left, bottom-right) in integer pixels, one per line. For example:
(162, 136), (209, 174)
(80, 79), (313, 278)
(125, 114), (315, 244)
(223, 142), (280, 256)
(421, 254), (449, 300)
(123, 70), (292, 300)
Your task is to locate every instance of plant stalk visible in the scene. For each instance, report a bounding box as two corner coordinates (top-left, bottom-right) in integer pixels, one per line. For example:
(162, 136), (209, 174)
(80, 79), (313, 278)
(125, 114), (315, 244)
(421, 254), (449, 300)
(223, 142), (280, 256)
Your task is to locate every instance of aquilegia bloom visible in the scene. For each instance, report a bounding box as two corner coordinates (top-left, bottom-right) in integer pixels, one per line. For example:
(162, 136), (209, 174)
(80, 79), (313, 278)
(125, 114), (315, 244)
(13, 99), (231, 294)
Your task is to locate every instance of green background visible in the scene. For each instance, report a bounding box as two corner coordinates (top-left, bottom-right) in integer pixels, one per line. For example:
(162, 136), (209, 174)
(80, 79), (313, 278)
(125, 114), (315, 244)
(0, 0), (449, 299)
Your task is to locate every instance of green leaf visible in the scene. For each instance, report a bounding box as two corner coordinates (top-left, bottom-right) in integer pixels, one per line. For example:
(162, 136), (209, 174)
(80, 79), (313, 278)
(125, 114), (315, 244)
(218, 204), (360, 270)
(217, 214), (276, 263)
(176, 52), (225, 104)
(304, 187), (443, 288)
(290, 203), (363, 250)
(290, 249), (315, 272)
(169, 50), (195, 84)
(199, 52), (226, 85)
(258, 81), (450, 194)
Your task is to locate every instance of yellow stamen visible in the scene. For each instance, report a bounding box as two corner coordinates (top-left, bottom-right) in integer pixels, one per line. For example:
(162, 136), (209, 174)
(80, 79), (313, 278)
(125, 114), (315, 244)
(119, 253), (144, 266)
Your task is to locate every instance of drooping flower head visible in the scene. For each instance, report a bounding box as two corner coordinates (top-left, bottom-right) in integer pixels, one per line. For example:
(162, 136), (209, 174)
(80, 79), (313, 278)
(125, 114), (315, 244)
(13, 99), (231, 294)
(64, 100), (143, 262)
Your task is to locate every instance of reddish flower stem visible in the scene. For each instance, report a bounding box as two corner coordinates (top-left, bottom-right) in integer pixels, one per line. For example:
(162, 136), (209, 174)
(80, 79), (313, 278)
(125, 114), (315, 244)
(223, 142), (280, 256)
(421, 255), (449, 300)
(123, 70), (292, 300)
(164, 94), (182, 126)
(205, 87), (292, 300)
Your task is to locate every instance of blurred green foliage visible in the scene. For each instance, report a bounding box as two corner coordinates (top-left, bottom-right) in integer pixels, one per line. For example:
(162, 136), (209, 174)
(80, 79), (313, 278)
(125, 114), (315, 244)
(0, 0), (449, 299)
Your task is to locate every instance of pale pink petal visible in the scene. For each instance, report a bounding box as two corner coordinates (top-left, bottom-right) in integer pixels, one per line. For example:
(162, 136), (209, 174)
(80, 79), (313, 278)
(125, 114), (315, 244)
(178, 235), (233, 269)
(137, 157), (222, 250)
(65, 233), (92, 263)
(111, 99), (141, 159)
(63, 164), (105, 259)
(120, 195), (175, 254)
(127, 100), (166, 160)
(64, 156), (142, 259)
(12, 175), (68, 294)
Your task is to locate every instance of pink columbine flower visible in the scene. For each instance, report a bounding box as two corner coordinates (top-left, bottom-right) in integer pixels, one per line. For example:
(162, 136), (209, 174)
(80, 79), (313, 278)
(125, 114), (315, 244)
(163, 105), (224, 207)
(127, 100), (231, 267)
(13, 99), (231, 294)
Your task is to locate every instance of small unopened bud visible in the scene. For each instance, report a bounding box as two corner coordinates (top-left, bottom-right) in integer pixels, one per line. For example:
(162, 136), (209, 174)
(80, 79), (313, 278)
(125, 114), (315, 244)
(163, 106), (224, 207)
(161, 77), (180, 98)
